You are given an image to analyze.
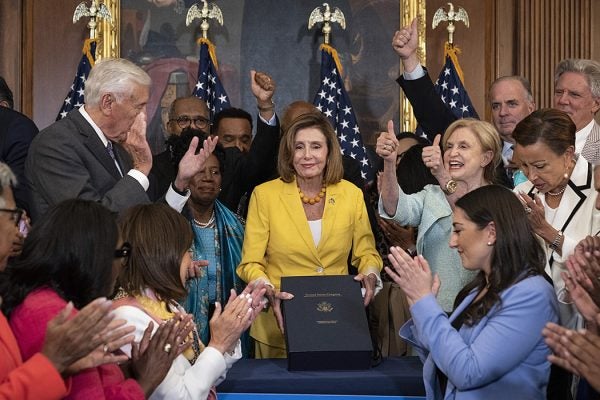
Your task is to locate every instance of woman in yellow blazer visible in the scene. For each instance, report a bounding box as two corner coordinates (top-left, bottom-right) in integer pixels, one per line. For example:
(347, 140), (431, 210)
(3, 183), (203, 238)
(237, 112), (383, 358)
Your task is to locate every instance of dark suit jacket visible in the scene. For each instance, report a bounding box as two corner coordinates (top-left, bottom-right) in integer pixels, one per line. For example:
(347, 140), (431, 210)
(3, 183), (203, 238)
(397, 69), (457, 142)
(0, 107), (38, 212)
(25, 109), (150, 221)
(397, 70), (513, 188)
(148, 115), (281, 213)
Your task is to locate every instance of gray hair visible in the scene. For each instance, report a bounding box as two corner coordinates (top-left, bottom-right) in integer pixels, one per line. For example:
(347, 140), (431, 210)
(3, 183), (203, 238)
(490, 75), (535, 104)
(0, 163), (16, 208)
(84, 58), (151, 106)
(555, 59), (600, 98)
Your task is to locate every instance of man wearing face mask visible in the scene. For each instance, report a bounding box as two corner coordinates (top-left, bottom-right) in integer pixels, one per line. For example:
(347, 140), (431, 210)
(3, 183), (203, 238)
(149, 70), (280, 215)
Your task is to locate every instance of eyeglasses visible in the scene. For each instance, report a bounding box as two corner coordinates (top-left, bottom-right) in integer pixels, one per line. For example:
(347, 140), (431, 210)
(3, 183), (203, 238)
(170, 116), (211, 130)
(0, 208), (24, 226)
(114, 242), (132, 259)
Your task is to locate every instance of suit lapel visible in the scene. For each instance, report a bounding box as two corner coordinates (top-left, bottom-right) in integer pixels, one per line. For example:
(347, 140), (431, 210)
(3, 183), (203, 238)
(279, 180), (320, 260)
(69, 111), (123, 179)
(552, 158), (592, 233)
(319, 182), (340, 251)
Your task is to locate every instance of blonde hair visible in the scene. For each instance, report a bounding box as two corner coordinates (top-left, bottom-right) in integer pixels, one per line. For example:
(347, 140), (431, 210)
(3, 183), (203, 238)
(277, 112), (343, 184)
(441, 119), (502, 183)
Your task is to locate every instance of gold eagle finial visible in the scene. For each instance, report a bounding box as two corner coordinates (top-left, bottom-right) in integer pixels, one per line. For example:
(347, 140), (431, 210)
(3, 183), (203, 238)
(432, 2), (469, 45)
(308, 3), (346, 45)
(186, 1), (224, 39)
(73, 0), (112, 39)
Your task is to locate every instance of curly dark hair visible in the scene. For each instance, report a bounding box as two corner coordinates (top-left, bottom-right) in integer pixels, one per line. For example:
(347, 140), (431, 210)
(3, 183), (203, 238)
(0, 200), (118, 317)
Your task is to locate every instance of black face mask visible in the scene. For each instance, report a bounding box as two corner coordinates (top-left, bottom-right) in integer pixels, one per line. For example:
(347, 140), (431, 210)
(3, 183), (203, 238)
(165, 127), (209, 166)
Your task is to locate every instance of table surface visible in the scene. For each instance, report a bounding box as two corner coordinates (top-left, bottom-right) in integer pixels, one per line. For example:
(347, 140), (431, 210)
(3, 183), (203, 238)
(218, 356), (425, 397)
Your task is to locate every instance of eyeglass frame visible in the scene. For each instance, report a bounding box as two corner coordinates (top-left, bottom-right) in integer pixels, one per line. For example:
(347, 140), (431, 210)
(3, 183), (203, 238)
(114, 242), (132, 259)
(169, 115), (212, 130)
(0, 207), (24, 226)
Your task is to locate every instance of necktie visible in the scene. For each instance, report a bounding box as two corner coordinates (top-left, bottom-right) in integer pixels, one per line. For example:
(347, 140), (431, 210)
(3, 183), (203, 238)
(581, 139), (599, 164)
(106, 141), (123, 177)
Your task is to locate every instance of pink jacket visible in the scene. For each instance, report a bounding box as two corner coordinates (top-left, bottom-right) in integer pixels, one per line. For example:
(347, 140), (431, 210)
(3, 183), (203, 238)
(9, 288), (145, 400)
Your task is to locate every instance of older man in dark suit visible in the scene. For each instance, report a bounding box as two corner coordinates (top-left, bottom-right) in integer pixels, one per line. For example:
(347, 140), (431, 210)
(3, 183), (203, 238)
(25, 58), (213, 221)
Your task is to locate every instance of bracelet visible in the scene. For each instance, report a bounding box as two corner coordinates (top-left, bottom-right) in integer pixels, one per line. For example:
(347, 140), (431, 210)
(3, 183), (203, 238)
(549, 230), (563, 252)
(171, 182), (189, 196)
(257, 101), (275, 112)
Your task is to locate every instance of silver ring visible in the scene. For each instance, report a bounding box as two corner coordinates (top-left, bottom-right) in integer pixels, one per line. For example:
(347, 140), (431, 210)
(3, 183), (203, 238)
(103, 344), (109, 353)
(236, 314), (243, 319)
(163, 343), (172, 353)
(524, 206), (532, 214)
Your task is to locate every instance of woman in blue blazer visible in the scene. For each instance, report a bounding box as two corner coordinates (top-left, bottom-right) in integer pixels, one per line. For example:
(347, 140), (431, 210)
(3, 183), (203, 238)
(387, 185), (559, 399)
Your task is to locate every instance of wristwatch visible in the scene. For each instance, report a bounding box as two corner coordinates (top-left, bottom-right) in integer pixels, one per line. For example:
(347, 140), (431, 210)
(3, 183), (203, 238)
(443, 179), (458, 195)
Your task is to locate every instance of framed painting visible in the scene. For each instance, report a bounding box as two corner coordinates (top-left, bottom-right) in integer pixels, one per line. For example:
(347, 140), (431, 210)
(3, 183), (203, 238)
(97, 0), (426, 154)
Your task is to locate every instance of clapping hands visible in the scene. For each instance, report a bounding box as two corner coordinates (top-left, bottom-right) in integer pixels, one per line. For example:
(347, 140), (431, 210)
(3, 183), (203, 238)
(385, 246), (440, 306)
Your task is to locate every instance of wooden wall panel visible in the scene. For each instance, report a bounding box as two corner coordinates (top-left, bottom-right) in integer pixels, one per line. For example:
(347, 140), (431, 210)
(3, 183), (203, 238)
(0, 0), (25, 113)
(517, 0), (594, 110)
(31, 1), (87, 129)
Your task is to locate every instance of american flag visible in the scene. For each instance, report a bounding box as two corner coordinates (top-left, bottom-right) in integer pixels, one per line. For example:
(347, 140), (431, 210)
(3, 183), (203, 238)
(56, 39), (96, 120)
(192, 38), (230, 119)
(434, 43), (479, 120)
(313, 44), (373, 181)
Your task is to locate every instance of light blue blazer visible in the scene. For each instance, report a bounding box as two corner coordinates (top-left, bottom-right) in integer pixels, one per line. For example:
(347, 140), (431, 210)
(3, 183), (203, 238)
(400, 275), (559, 400)
(379, 184), (476, 311)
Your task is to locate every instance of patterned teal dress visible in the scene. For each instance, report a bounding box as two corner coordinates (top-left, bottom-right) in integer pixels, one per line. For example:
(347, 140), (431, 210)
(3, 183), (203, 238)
(183, 200), (249, 355)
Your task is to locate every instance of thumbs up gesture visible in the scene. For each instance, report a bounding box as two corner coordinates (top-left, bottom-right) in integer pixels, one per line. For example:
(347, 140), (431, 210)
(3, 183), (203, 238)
(376, 120), (399, 164)
(422, 134), (444, 177)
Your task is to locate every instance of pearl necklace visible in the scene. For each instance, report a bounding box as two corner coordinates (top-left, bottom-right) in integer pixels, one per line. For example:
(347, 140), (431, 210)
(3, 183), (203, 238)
(299, 185), (326, 205)
(193, 210), (215, 228)
(546, 185), (567, 197)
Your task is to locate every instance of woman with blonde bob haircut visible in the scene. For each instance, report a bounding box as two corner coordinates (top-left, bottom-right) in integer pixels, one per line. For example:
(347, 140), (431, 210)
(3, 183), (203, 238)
(277, 112), (344, 184)
(238, 112), (382, 358)
(377, 117), (502, 311)
(440, 119), (502, 186)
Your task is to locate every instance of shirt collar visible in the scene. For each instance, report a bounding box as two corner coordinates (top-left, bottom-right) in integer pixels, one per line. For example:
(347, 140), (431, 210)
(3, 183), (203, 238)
(79, 106), (109, 147)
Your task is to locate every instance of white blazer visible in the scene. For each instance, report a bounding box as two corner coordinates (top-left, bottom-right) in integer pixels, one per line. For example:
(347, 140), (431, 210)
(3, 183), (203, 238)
(515, 155), (600, 327)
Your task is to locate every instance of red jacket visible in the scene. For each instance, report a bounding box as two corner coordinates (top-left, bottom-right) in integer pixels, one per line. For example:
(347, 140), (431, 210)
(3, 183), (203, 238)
(0, 310), (67, 400)
(9, 288), (145, 400)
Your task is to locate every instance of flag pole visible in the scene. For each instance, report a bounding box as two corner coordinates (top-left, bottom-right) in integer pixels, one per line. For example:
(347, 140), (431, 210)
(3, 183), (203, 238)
(186, 0), (224, 39)
(309, 4), (374, 182)
(431, 2), (470, 47)
(186, 1), (231, 118)
(72, 0), (113, 40)
(308, 3), (347, 46)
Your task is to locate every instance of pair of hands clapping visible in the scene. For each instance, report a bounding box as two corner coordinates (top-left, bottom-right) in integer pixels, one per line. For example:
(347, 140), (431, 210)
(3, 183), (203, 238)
(384, 246), (440, 307)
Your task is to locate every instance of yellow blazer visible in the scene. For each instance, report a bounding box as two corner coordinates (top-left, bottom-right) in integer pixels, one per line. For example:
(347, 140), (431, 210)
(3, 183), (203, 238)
(237, 178), (382, 349)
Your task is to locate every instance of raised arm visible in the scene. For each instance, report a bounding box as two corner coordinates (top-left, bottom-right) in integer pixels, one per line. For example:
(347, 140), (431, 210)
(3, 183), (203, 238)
(393, 18), (457, 140)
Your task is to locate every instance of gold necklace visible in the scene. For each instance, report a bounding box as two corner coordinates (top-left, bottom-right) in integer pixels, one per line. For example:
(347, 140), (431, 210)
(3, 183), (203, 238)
(299, 185), (326, 205)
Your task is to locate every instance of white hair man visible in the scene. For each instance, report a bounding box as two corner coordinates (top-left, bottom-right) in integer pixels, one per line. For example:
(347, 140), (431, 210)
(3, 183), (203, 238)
(25, 58), (215, 221)
(554, 58), (600, 163)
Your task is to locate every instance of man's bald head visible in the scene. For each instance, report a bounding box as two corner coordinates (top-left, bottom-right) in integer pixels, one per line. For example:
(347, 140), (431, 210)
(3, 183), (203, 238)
(281, 101), (319, 133)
